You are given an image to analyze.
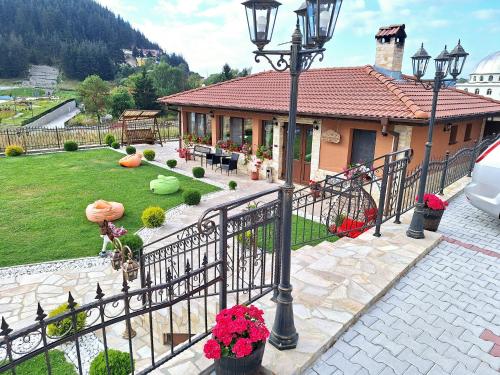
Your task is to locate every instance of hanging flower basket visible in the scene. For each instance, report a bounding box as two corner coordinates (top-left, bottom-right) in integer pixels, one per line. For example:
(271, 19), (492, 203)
(204, 305), (269, 375)
(418, 194), (448, 232)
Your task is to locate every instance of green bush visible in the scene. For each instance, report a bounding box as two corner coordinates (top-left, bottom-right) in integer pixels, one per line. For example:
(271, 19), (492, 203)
(89, 349), (133, 375)
(104, 134), (116, 147)
(47, 302), (86, 337)
(0, 350), (77, 375)
(228, 180), (237, 190)
(141, 206), (165, 228)
(192, 167), (205, 178)
(125, 145), (136, 155)
(5, 145), (24, 157)
(166, 159), (177, 168)
(143, 149), (155, 161)
(183, 189), (201, 206)
(63, 141), (78, 152)
(111, 141), (120, 149)
(119, 234), (143, 259)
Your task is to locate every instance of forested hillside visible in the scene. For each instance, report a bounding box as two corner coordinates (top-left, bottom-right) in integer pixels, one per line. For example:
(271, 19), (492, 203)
(0, 0), (160, 80)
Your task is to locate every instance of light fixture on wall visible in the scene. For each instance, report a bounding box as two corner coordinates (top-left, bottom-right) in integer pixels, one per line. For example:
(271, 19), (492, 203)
(312, 120), (320, 130)
(209, 110), (215, 119)
(443, 123), (451, 132)
(272, 117), (278, 127)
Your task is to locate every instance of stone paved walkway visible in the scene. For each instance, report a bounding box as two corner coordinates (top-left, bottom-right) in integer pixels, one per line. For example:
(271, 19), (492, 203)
(306, 193), (500, 375)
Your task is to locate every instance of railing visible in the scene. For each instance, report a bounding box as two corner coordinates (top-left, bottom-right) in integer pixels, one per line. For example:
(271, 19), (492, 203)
(0, 122), (179, 154)
(1, 134), (497, 374)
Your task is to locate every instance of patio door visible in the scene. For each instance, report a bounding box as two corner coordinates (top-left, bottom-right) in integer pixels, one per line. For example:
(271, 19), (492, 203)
(282, 124), (313, 185)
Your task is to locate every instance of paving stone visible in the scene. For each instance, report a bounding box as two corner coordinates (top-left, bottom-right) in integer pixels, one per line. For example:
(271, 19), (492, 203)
(350, 334), (383, 358)
(398, 348), (434, 374)
(350, 350), (385, 375)
(475, 362), (500, 375)
(374, 348), (410, 374)
(372, 332), (405, 356)
(421, 347), (459, 373)
(325, 351), (363, 374)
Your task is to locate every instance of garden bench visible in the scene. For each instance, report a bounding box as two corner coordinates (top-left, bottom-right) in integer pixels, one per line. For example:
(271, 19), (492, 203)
(192, 145), (211, 165)
(125, 128), (155, 145)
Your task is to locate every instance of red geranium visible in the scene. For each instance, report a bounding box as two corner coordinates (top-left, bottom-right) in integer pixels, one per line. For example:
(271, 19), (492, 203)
(203, 304), (269, 360)
(418, 194), (448, 211)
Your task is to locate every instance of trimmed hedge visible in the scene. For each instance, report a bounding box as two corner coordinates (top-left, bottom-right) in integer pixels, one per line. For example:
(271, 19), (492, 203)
(47, 302), (86, 337)
(141, 206), (165, 228)
(63, 141), (78, 152)
(125, 145), (136, 155)
(104, 134), (116, 147)
(111, 141), (120, 149)
(166, 159), (177, 168)
(192, 167), (205, 178)
(89, 349), (133, 375)
(119, 233), (143, 259)
(143, 149), (155, 161)
(228, 180), (237, 190)
(5, 145), (24, 157)
(183, 189), (201, 206)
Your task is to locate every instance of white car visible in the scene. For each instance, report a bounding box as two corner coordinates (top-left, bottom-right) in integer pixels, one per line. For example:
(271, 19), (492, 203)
(465, 139), (500, 218)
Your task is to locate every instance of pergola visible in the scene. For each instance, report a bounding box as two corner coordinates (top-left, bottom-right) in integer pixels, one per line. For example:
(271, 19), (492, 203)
(120, 109), (163, 146)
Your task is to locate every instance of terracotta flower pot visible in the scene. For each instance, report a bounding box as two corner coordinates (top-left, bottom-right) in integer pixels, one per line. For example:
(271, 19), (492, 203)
(215, 342), (265, 375)
(423, 208), (445, 232)
(251, 171), (259, 180)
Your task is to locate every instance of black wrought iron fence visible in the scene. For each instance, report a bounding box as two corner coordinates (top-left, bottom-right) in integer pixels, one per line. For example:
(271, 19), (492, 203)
(0, 122), (179, 154)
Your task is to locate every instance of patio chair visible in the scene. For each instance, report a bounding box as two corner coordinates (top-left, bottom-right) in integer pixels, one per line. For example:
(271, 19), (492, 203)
(207, 149), (223, 169)
(192, 145), (211, 166)
(221, 153), (239, 175)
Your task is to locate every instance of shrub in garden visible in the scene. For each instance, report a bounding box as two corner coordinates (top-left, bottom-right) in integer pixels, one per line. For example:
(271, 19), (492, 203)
(141, 206), (165, 228)
(125, 145), (136, 155)
(166, 159), (177, 168)
(228, 180), (237, 190)
(47, 302), (86, 337)
(5, 145), (24, 157)
(119, 233), (143, 259)
(111, 141), (120, 149)
(192, 166), (205, 178)
(63, 141), (78, 152)
(89, 349), (133, 375)
(183, 189), (201, 206)
(104, 134), (116, 146)
(143, 149), (155, 161)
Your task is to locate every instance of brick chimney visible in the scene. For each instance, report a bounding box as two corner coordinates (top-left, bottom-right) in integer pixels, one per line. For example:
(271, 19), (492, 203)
(374, 24), (407, 75)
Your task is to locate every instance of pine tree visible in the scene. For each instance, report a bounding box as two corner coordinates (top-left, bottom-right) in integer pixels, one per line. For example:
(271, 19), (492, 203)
(133, 70), (158, 110)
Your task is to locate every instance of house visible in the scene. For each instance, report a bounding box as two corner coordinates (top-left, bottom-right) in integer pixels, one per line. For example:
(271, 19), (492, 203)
(159, 25), (500, 185)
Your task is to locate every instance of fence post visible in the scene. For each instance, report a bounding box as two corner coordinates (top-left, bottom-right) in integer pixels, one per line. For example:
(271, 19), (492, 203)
(218, 208), (228, 311)
(374, 154), (391, 237)
(439, 151), (450, 195)
(394, 150), (410, 224)
(6, 129), (11, 145)
(272, 190), (283, 302)
(55, 127), (61, 149)
(139, 246), (146, 306)
(468, 139), (478, 177)
(97, 124), (102, 145)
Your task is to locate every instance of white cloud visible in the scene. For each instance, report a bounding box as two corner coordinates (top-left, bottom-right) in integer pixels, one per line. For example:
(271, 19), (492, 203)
(472, 8), (500, 20)
(95, 0), (137, 14)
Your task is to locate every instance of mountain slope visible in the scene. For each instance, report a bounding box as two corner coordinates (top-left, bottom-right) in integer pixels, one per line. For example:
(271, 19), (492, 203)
(0, 0), (161, 80)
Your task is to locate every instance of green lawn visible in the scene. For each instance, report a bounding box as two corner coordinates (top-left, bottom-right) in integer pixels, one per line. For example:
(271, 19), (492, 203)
(0, 149), (219, 267)
(0, 350), (77, 375)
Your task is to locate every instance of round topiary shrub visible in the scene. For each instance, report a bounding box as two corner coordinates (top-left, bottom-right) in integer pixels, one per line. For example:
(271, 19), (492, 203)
(104, 134), (116, 147)
(5, 145), (24, 157)
(228, 180), (237, 190)
(89, 349), (133, 375)
(143, 149), (155, 161)
(63, 141), (78, 152)
(141, 206), (165, 228)
(125, 145), (136, 155)
(47, 302), (87, 337)
(192, 167), (205, 178)
(111, 141), (120, 149)
(166, 159), (177, 168)
(119, 233), (143, 259)
(183, 189), (201, 206)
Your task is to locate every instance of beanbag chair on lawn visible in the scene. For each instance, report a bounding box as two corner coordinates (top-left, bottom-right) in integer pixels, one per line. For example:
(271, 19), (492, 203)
(150, 175), (180, 195)
(86, 200), (125, 223)
(119, 153), (142, 168)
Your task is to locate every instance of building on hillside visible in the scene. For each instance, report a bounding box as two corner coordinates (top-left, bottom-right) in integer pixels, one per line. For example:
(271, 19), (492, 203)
(159, 25), (500, 185)
(456, 51), (500, 136)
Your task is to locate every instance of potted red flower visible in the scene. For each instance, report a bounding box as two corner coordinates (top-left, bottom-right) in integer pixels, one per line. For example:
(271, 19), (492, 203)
(418, 193), (448, 232)
(309, 180), (321, 199)
(204, 305), (269, 375)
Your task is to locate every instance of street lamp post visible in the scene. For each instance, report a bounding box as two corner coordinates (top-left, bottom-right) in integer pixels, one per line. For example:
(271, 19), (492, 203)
(243, 0), (343, 350)
(406, 41), (468, 239)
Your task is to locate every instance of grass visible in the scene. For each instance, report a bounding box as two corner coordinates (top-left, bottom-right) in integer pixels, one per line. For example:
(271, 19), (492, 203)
(0, 149), (219, 267)
(0, 350), (77, 375)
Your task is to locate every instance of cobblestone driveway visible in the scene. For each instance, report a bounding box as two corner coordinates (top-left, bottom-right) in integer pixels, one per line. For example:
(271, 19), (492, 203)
(307, 193), (500, 375)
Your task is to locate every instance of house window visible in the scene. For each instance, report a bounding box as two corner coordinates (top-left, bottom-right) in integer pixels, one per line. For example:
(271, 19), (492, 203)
(475, 88), (480, 95)
(488, 75), (494, 81)
(487, 89), (492, 95)
(449, 125), (458, 145)
(480, 75), (484, 81)
(464, 123), (472, 141)
(220, 116), (252, 145)
(187, 112), (209, 137)
(473, 76), (476, 81)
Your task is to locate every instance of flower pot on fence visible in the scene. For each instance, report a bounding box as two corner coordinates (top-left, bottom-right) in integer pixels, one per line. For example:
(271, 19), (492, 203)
(422, 208), (444, 232)
(214, 342), (265, 375)
(310, 188), (321, 199)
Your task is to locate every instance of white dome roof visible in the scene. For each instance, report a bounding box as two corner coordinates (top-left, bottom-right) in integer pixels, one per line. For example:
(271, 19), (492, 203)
(473, 51), (500, 74)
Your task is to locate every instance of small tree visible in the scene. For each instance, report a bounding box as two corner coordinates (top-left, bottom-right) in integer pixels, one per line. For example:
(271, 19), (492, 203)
(109, 87), (134, 118)
(133, 70), (158, 109)
(78, 75), (110, 123)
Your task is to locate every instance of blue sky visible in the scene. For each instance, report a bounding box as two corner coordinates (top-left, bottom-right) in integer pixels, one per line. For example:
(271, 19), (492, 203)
(97, 0), (500, 78)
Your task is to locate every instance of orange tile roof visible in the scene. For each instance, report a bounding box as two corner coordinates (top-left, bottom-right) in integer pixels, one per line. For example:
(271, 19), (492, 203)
(159, 65), (500, 121)
(375, 24), (406, 39)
